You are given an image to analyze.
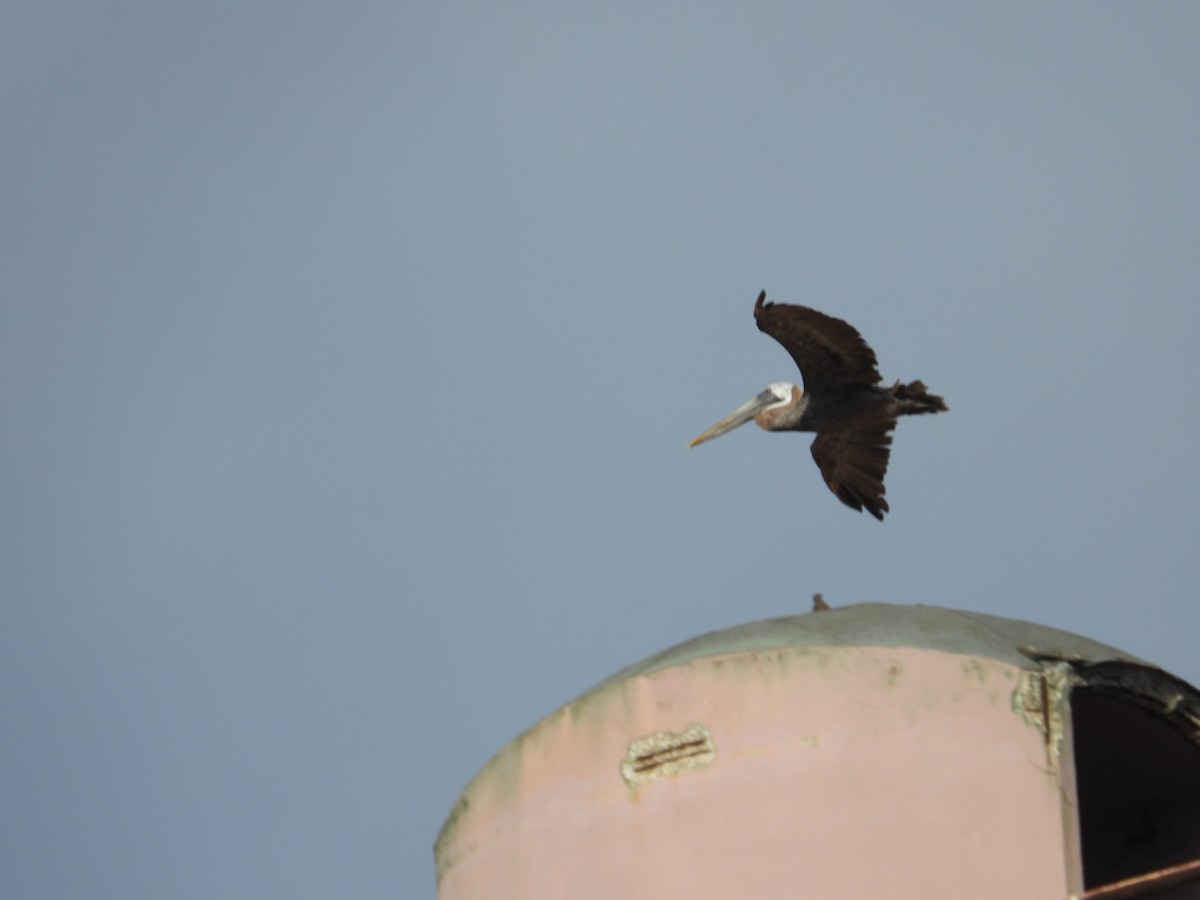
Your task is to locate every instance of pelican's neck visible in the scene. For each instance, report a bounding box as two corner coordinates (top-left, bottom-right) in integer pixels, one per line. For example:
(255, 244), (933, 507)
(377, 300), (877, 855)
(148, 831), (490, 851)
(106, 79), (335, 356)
(756, 383), (807, 431)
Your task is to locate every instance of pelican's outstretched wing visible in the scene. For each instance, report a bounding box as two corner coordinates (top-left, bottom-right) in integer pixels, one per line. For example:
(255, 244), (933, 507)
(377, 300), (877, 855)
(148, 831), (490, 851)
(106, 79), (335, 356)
(809, 426), (893, 520)
(754, 291), (881, 391)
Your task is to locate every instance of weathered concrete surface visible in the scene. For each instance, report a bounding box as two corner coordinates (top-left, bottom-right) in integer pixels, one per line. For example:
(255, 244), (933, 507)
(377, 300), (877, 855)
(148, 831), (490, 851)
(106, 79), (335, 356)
(436, 604), (1135, 899)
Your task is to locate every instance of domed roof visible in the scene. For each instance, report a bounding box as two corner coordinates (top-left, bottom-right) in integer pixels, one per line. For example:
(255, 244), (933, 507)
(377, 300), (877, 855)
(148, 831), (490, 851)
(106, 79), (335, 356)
(598, 602), (1141, 690)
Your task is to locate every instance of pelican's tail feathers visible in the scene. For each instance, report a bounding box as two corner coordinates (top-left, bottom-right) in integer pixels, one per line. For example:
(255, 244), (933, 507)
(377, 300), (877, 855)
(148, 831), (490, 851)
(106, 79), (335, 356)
(891, 380), (948, 415)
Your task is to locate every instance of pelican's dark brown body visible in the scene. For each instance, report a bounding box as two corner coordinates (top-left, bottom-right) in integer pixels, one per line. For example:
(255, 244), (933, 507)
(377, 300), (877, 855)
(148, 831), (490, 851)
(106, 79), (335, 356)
(767, 382), (941, 434)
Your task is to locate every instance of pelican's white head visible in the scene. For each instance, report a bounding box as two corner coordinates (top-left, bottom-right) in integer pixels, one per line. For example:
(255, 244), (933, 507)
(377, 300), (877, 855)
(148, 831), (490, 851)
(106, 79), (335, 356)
(763, 382), (797, 408)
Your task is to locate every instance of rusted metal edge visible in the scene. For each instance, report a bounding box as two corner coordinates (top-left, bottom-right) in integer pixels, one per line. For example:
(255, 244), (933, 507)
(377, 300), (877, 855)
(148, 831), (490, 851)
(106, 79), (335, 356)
(1068, 856), (1200, 899)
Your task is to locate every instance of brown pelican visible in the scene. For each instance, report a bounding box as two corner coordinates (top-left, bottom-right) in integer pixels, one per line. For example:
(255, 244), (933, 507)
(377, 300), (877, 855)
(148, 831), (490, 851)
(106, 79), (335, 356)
(690, 291), (947, 520)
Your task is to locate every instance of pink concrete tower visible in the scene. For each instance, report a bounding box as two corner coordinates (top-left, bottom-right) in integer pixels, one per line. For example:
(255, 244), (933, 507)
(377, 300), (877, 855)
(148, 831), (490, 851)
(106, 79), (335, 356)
(436, 604), (1200, 899)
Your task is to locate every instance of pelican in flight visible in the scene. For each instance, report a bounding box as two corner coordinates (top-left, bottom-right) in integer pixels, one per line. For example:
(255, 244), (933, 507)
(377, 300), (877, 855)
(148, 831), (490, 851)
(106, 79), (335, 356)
(690, 291), (947, 520)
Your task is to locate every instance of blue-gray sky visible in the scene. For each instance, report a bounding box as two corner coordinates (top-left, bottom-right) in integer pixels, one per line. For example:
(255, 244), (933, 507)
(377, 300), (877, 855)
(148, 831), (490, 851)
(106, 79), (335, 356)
(4, 3), (1199, 897)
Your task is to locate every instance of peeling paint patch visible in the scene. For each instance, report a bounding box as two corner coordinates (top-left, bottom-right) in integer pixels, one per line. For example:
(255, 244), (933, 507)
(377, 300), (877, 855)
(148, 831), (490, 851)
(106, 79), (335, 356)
(620, 723), (716, 787)
(1013, 662), (1080, 763)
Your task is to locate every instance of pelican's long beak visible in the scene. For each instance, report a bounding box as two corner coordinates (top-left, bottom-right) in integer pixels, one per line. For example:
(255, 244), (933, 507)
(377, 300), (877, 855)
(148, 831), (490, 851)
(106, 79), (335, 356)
(688, 389), (778, 448)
